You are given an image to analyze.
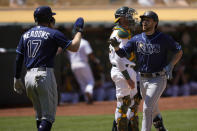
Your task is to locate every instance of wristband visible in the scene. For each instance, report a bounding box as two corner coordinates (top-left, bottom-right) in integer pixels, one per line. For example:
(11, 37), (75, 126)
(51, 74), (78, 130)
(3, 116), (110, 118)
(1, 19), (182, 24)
(121, 70), (130, 80)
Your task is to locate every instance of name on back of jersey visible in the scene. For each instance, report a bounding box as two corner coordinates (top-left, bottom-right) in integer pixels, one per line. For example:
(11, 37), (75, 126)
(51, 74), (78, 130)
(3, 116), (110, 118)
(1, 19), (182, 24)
(23, 30), (50, 40)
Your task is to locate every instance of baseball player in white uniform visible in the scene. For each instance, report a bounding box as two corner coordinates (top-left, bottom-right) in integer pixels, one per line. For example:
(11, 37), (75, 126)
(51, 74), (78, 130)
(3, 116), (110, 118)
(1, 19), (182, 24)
(109, 6), (141, 131)
(67, 38), (95, 104)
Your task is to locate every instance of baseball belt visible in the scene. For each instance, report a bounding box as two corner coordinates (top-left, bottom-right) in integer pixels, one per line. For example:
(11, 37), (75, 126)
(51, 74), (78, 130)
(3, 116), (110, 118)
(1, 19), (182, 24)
(140, 71), (165, 78)
(112, 64), (135, 68)
(27, 67), (47, 71)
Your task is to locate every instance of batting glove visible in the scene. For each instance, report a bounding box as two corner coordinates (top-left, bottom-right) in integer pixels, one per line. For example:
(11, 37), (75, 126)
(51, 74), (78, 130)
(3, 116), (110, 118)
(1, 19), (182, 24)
(73, 17), (84, 33)
(14, 78), (25, 95)
(163, 64), (174, 80)
(108, 37), (120, 48)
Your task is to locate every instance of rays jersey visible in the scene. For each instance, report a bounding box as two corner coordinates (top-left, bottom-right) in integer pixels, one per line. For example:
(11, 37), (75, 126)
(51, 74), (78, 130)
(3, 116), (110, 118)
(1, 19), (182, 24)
(16, 26), (71, 69)
(116, 31), (182, 73)
(109, 25), (136, 72)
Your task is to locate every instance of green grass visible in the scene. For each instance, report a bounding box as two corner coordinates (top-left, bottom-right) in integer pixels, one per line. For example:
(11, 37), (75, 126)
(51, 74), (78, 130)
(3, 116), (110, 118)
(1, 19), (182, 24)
(0, 109), (197, 131)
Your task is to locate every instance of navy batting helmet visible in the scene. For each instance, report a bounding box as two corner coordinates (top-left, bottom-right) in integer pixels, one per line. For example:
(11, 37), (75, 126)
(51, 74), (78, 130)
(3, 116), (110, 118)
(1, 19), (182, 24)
(114, 6), (137, 24)
(34, 6), (56, 23)
(140, 11), (159, 28)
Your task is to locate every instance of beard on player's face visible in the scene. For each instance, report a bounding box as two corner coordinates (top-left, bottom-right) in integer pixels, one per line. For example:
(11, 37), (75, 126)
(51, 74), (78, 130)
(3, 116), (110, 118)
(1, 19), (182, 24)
(142, 18), (156, 33)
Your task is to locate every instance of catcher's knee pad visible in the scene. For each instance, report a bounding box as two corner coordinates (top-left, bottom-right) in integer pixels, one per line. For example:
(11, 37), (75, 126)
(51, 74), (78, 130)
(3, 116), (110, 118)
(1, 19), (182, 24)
(153, 114), (168, 131)
(116, 95), (131, 131)
(121, 95), (131, 113)
(116, 95), (131, 114)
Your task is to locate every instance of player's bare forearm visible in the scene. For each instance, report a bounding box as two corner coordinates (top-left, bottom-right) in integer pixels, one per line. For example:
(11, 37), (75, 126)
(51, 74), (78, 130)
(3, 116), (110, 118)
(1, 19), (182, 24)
(121, 70), (134, 89)
(127, 79), (135, 89)
(170, 50), (183, 66)
(67, 32), (82, 52)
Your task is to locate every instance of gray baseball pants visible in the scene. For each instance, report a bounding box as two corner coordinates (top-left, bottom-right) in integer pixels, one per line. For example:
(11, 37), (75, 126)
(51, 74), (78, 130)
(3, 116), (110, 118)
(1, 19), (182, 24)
(140, 75), (167, 131)
(25, 68), (58, 123)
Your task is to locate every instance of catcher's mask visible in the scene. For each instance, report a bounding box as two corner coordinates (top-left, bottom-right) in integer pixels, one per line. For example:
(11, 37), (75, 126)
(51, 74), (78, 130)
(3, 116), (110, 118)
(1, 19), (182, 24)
(34, 6), (56, 23)
(140, 11), (159, 28)
(114, 6), (138, 26)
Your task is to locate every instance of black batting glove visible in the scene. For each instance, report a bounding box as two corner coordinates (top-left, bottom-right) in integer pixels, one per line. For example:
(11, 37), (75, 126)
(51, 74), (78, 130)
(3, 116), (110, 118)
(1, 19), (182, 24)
(73, 17), (84, 33)
(108, 37), (120, 47)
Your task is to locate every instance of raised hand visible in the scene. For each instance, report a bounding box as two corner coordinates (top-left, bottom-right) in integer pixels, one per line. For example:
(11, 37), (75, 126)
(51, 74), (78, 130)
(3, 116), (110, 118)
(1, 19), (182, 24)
(73, 17), (84, 33)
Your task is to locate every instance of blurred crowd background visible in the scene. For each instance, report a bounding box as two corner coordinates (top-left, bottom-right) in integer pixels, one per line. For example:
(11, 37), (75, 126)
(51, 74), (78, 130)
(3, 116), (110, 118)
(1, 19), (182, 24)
(0, 0), (197, 107)
(0, 0), (197, 7)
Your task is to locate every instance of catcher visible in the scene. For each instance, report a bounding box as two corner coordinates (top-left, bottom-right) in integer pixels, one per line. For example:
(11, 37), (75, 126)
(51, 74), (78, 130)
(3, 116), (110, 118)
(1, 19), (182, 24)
(108, 6), (141, 131)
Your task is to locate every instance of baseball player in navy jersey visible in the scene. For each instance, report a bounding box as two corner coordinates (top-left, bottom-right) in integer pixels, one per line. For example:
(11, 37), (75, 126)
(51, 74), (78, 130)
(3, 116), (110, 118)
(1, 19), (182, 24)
(109, 11), (183, 131)
(13, 6), (84, 131)
(109, 6), (141, 131)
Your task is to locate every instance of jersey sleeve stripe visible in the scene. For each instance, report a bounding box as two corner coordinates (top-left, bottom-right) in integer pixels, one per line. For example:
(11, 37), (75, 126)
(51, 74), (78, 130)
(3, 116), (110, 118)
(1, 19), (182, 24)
(62, 40), (72, 50)
(16, 50), (23, 55)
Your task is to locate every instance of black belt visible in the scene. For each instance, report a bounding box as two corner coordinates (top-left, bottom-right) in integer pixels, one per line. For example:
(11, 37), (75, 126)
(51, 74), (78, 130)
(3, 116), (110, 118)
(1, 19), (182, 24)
(140, 72), (165, 78)
(112, 64), (135, 68)
(27, 67), (47, 71)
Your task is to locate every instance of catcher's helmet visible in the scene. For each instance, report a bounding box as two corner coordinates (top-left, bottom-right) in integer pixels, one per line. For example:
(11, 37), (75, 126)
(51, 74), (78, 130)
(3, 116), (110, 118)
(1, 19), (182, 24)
(34, 6), (56, 23)
(114, 6), (137, 24)
(140, 11), (159, 28)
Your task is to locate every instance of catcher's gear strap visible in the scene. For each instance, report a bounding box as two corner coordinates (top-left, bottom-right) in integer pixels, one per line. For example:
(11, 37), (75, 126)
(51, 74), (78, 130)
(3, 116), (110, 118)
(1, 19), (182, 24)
(113, 25), (131, 39)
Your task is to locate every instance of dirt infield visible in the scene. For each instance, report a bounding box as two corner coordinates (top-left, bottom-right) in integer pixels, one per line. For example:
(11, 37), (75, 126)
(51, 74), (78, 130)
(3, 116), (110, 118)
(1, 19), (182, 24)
(0, 96), (197, 117)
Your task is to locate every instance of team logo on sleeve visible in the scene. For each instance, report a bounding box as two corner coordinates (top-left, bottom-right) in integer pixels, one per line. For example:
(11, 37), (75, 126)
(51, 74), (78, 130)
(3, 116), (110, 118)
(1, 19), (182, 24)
(136, 41), (160, 55)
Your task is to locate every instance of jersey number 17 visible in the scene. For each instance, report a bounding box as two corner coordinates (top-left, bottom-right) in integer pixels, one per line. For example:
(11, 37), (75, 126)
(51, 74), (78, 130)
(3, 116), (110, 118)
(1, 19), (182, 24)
(27, 40), (41, 58)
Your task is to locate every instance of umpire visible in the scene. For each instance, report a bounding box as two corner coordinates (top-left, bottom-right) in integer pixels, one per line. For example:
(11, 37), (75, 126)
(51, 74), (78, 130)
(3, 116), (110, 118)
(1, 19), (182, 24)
(13, 6), (84, 131)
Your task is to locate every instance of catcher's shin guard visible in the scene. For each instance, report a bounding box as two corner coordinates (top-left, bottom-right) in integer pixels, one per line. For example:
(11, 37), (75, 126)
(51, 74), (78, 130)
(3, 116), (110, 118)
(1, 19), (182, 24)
(116, 95), (131, 131)
(117, 116), (128, 131)
(128, 113), (139, 131)
(128, 93), (141, 131)
(153, 114), (168, 131)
